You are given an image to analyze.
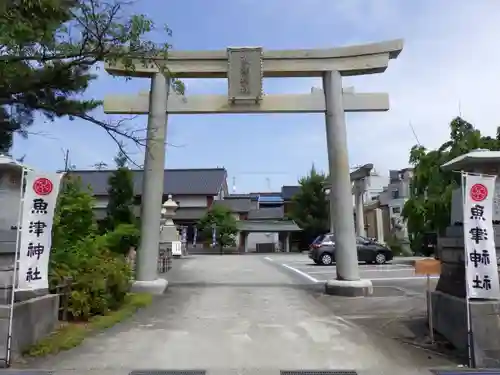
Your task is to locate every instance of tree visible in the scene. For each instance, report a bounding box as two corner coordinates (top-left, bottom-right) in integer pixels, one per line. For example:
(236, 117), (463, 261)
(0, 0), (184, 153)
(289, 165), (329, 245)
(50, 175), (131, 320)
(402, 116), (500, 252)
(197, 205), (238, 253)
(52, 175), (97, 251)
(105, 149), (135, 231)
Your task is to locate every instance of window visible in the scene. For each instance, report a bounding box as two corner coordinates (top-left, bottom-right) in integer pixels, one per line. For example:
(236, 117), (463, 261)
(392, 206), (401, 214)
(391, 189), (400, 199)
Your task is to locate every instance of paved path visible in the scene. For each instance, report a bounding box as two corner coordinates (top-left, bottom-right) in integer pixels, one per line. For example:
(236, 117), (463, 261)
(24, 255), (455, 375)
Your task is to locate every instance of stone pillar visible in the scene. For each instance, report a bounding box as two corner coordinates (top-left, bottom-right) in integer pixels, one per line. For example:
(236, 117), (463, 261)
(133, 72), (169, 294)
(374, 208), (384, 243)
(243, 232), (248, 253)
(354, 179), (366, 237)
(285, 233), (290, 252)
(323, 71), (372, 296)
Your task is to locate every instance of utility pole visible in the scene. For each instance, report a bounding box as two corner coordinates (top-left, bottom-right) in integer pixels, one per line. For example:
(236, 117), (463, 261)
(62, 148), (70, 171)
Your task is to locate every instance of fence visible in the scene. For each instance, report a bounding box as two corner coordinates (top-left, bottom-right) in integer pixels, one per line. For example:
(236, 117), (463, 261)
(158, 245), (172, 274)
(53, 276), (73, 321)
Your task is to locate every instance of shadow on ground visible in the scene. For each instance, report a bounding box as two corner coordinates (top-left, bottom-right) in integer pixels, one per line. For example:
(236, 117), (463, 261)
(312, 285), (465, 366)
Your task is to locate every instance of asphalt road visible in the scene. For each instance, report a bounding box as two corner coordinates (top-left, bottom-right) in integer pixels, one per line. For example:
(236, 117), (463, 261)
(22, 254), (456, 375)
(263, 253), (438, 296)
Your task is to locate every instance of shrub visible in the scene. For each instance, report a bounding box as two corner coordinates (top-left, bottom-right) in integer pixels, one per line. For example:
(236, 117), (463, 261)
(52, 175), (97, 250)
(102, 223), (140, 255)
(50, 176), (132, 320)
(49, 236), (132, 320)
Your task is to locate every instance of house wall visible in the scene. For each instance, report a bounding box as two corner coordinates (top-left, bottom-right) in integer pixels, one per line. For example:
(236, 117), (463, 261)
(247, 232), (278, 250)
(365, 210), (377, 239)
(0, 168), (22, 231)
(378, 169), (413, 236)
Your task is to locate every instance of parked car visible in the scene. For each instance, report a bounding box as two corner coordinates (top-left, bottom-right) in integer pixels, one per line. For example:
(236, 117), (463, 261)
(308, 233), (393, 265)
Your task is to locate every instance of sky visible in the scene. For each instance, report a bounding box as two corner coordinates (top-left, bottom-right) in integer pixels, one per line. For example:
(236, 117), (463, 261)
(12, 0), (500, 193)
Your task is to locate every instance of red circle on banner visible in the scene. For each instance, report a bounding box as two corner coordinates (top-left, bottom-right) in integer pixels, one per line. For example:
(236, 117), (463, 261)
(33, 178), (53, 196)
(470, 183), (488, 202)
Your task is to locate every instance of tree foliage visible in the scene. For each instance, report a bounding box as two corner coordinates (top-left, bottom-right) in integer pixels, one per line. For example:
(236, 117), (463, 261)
(289, 165), (329, 242)
(52, 175), (97, 250)
(402, 116), (500, 251)
(105, 149), (135, 231)
(197, 205), (238, 251)
(0, 0), (184, 153)
(50, 174), (132, 320)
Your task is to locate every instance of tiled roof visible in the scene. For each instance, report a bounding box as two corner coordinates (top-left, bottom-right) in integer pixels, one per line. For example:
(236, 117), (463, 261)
(69, 168), (227, 196)
(213, 198), (252, 213)
(281, 185), (300, 201)
(247, 207), (284, 220)
(250, 191), (281, 197)
(237, 220), (301, 232)
(225, 194), (259, 201)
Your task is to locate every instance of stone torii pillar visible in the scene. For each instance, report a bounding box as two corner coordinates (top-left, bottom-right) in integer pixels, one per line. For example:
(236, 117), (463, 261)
(351, 164), (374, 238)
(131, 72), (169, 294)
(104, 40), (403, 296)
(353, 179), (367, 237)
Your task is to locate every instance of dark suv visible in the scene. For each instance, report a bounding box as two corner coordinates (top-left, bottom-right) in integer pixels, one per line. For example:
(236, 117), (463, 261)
(308, 233), (393, 265)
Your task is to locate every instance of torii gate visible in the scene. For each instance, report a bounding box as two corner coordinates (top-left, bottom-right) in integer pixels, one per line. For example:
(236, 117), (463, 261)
(103, 39), (403, 296)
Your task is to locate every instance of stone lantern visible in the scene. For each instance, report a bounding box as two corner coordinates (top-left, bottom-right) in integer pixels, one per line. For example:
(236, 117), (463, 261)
(160, 195), (182, 257)
(160, 194), (178, 226)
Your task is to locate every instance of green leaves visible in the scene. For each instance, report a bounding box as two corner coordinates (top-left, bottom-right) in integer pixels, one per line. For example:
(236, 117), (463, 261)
(1, 0), (183, 152)
(105, 150), (136, 232)
(289, 165), (329, 242)
(403, 116), (500, 251)
(197, 205), (238, 249)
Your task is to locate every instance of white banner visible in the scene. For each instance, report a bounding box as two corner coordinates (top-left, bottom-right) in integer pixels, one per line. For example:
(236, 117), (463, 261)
(17, 171), (64, 291)
(463, 173), (500, 299)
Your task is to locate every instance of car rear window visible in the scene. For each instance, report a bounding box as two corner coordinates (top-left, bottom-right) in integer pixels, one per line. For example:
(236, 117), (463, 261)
(312, 235), (325, 244)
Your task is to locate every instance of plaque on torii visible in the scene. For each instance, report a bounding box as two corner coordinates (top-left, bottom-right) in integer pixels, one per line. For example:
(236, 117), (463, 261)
(226, 47), (264, 105)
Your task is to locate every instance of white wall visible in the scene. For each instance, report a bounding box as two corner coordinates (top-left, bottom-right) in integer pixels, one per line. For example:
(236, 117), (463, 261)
(247, 232), (278, 250)
(175, 195), (208, 208)
(94, 196), (108, 208)
(0, 168), (22, 230)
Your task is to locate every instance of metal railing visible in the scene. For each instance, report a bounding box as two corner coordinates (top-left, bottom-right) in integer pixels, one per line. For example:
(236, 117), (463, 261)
(158, 245), (172, 274)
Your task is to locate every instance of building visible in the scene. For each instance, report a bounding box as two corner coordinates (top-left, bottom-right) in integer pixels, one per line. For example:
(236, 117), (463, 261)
(0, 155), (27, 256)
(70, 168), (229, 242)
(70, 168), (301, 252)
(378, 168), (413, 218)
(362, 169), (389, 203)
(365, 168), (413, 242)
(281, 185), (300, 216)
(213, 193), (300, 252)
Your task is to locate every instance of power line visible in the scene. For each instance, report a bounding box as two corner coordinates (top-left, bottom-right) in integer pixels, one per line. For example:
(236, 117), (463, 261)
(408, 121), (422, 146)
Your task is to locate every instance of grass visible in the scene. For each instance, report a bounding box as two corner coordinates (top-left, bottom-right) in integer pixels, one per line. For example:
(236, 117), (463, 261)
(23, 293), (152, 358)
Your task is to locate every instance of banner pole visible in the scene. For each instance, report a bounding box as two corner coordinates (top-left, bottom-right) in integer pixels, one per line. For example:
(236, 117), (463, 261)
(462, 171), (474, 368)
(5, 167), (26, 367)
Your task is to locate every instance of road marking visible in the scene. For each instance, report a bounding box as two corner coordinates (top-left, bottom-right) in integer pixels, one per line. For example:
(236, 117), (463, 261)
(304, 268), (414, 274)
(264, 256), (273, 262)
(369, 276), (439, 281)
(360, 268), (415, 272)
(307, 271), (337, 275)
(281, 264), (320, 283)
